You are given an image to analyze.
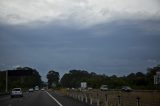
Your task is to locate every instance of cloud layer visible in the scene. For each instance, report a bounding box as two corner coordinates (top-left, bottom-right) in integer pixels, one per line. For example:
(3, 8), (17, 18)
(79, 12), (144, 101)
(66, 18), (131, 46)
(0, 0), (160, 27)
(0, 20), (160, 77)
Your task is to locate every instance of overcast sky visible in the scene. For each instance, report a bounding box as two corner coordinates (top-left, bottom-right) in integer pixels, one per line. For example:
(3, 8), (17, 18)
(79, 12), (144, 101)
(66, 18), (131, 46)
(0, 0), (160, 81)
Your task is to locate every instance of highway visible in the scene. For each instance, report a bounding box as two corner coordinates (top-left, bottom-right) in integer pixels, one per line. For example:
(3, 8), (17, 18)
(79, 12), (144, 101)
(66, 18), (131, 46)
(0, 91), (90, 106)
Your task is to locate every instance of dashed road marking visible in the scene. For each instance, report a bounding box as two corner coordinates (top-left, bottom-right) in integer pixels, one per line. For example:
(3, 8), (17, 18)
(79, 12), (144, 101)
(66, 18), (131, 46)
(45, 91), (63, 106)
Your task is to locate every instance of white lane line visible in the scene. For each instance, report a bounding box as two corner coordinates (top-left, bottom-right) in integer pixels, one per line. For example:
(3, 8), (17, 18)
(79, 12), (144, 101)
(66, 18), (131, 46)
(45, 91), (63, 106)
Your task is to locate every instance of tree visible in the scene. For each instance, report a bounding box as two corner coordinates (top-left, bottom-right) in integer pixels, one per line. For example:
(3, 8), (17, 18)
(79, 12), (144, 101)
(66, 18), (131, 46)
(0, 71), (6, 92)
(60, 70), (90, 88)
(134, 72), (147, 86)
(60, 65), (160, 90)
(0, 67), (42, 91)
(47, 70), (59, 88)
(146, 65), (160, 88)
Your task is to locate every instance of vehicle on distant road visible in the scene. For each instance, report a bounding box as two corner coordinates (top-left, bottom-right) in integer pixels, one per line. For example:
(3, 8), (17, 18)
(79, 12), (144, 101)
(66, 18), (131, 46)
(41, 88), (44, 91)
(100, 85), (108, 91)
(88, 87), (93, 90)
(35, 86), (39, 91)
(71, 88), (75, 90)
(121, 86), (133, 92)
(29, 88), (34, 92)
(10, 88), (23, 98)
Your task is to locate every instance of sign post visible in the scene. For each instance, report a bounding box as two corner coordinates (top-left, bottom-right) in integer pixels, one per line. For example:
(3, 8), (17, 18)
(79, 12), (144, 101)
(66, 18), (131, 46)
(154, 72), (160, 89)
(5, 70), (8, 93)
(154, 72), (160, 84)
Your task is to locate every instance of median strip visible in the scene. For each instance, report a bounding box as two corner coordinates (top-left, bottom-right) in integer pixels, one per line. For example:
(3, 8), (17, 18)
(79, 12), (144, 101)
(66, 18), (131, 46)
(45, 91), (63, 106)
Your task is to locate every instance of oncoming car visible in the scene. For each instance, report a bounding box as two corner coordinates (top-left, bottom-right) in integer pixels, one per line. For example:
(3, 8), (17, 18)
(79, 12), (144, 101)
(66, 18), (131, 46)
(41, 88), (45, 91)
(29, 88), (34, 92)
(10, 88), (23, 98)
(100, 85), (108, 91)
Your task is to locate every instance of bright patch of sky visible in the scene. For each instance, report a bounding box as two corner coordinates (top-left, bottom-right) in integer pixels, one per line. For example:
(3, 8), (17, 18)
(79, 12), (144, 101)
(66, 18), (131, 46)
(0, 0), (159, 27)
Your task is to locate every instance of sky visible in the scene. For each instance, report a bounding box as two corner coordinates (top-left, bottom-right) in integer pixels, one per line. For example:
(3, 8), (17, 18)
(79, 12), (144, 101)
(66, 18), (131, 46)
(0, 0), (160, 81)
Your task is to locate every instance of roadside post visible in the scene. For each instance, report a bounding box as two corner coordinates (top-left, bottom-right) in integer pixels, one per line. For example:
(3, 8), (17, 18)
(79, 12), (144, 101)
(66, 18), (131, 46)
(85, 94), (88, 103)
(78, 95), (80, 101)
(118, 95), (121, 106)
(81, 94), (84, 102)
(105, 94), (108, 106)
(5, 70), (8, 93)
(154, 72), (160, 89)
(136, 97), (140, 106)
(90, 94), (93, 105)
(97, 93), (99, 106)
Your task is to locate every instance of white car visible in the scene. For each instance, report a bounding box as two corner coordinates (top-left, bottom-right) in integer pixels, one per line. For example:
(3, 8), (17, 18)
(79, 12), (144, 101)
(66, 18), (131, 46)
(100, 85), (108, 91)
(41, 88), (44, 91)
(121, 86), (133, 92)
(88, 87), (93, 90)
(11, 88), (23, 98)
(35, 86), (39, 91)
(29, 88), (34, 92)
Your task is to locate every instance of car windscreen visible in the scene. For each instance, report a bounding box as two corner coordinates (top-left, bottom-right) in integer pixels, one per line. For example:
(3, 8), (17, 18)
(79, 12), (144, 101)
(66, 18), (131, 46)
(13, 89), (21, 91)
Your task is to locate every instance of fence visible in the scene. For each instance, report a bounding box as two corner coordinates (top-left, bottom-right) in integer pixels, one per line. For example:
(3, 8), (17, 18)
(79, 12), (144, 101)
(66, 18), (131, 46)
(66, 90), (160, 106)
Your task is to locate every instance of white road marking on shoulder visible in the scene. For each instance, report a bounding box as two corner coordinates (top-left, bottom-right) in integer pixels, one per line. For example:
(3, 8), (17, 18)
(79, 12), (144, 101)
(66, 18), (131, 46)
(45, 91), (63, 106)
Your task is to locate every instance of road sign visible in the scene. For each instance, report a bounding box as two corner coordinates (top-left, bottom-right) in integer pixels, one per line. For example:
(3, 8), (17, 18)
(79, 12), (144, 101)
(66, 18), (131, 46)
(154, 72), (160, 85)
(81, 82), (87, 89)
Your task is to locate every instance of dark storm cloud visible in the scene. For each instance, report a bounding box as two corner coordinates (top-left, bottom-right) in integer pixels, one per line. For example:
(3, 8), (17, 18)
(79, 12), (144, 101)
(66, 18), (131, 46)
(0, 20), (160, 80)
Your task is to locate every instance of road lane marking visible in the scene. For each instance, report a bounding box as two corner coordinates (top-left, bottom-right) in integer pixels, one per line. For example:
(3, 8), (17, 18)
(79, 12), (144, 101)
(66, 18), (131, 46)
(45, 91), (63, 106)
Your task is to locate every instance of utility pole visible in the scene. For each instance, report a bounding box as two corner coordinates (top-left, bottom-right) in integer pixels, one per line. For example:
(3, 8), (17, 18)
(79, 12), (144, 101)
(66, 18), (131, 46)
(5, 70), (8, 93)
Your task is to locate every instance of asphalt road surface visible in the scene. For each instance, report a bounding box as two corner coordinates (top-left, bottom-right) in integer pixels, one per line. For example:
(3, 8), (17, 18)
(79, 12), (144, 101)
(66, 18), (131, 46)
(0, 91), (90, 106)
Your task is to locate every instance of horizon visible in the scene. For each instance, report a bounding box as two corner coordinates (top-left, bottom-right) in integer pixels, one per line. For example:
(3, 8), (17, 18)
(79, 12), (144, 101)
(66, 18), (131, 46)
(0, 65), (157, 82)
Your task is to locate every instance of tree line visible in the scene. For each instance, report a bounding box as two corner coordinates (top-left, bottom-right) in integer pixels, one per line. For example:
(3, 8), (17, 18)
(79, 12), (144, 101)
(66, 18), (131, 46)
(60, 65), (160, 89)
(0, 65), (160, 92)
